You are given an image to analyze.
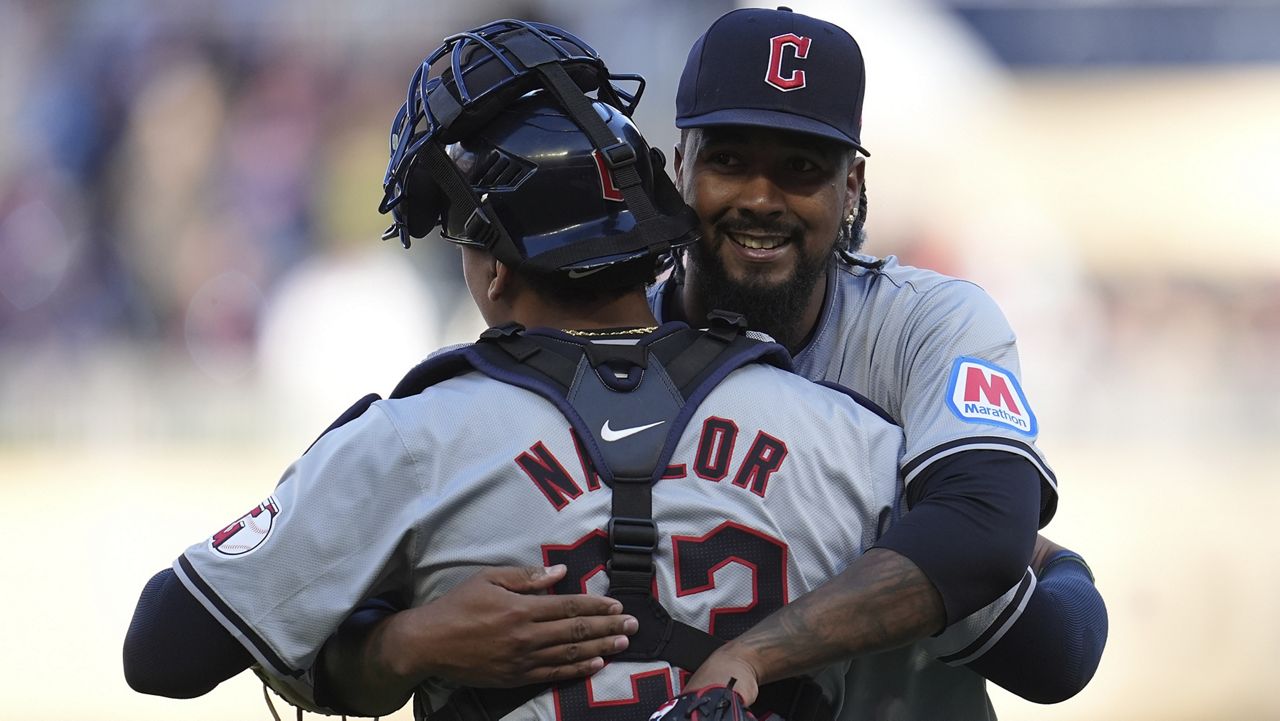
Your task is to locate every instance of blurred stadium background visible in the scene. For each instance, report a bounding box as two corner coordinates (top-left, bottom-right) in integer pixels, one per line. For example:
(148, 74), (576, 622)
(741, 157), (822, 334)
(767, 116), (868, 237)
(2, 0), (1278, 718)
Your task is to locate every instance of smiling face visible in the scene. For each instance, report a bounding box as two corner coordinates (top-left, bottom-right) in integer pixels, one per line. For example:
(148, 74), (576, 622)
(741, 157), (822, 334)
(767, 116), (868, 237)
(675, 126), (863, 351)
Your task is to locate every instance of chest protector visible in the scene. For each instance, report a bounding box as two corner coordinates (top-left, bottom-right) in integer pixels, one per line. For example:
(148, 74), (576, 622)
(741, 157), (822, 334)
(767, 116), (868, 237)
(339, 313), (834, 721)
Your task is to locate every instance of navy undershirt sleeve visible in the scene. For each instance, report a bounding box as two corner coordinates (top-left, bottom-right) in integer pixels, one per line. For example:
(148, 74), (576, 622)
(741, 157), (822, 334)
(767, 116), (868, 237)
(969, 552), (1108, 702)
(313, 595), (405, 711)
(123, 568), (253, 698)
(874, 449), (1041, 624)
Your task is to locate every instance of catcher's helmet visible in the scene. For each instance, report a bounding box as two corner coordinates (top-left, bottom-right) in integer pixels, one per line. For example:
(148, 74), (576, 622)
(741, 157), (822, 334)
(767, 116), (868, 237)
(380, 19), (698, 276)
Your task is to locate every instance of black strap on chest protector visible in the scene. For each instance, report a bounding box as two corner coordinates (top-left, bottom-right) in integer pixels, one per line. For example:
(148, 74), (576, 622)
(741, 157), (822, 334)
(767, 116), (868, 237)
(393, 315), (832, 721)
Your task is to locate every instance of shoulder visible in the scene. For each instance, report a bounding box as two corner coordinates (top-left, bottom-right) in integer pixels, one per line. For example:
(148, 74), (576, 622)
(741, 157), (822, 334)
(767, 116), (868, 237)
(719, 363), (897, 427)
(378, 368), (507, 422)
(836, 253), (995, 305)
(836, 254), (1010, 330)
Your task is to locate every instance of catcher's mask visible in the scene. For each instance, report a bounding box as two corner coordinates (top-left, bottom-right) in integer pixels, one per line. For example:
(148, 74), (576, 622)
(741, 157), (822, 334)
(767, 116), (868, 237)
(379, 19), (699, 278)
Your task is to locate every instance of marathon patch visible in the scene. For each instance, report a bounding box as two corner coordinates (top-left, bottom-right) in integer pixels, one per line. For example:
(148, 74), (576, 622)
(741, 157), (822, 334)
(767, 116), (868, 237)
(210, 497), (280, 557)
(945, 357), (1037, 436)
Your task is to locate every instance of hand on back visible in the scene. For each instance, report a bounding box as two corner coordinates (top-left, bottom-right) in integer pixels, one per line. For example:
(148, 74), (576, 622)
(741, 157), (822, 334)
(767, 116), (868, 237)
(386, 564), (638, 687)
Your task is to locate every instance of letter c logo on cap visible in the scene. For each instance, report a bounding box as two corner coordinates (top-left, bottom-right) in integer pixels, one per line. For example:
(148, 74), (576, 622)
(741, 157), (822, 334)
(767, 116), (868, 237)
(765, 34), (812, 91)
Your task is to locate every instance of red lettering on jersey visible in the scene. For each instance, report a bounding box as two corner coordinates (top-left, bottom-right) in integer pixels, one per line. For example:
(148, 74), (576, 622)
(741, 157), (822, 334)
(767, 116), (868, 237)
(553, 666), (674, 719)
(731, 431), (787, 497)
(672, 521), (789, 638)
(662, 464), (687, 480)
(515, 441), (583, 511)
(694, 417), (738, 481)
(592, 150), (624, 202)
(570, 429), (603, 491)
(963, 366), (1021, 414)
(765, 33), (812, 92)
(542, 529), (609, 594)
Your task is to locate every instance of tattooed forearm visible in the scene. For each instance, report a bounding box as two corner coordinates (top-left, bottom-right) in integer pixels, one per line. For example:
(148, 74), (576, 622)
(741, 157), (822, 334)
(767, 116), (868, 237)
(727, 548), (945, 685)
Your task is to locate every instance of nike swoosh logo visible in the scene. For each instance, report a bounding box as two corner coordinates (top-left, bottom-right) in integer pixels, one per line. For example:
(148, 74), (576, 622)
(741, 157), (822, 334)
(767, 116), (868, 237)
(601, 419), (666, 442)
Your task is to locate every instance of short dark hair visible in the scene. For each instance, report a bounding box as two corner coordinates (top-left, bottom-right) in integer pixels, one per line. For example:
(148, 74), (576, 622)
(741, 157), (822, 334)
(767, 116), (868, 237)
(514, 257), (659, 307)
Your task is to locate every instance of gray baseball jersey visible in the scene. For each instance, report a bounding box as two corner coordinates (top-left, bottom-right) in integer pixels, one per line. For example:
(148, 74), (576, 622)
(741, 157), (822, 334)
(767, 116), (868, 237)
(650, 253), (1058, 721)
(176, 340), (907, 719)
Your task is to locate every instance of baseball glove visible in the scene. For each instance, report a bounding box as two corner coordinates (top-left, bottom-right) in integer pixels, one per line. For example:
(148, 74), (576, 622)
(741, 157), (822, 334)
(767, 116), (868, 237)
(648, 682), (757, 721)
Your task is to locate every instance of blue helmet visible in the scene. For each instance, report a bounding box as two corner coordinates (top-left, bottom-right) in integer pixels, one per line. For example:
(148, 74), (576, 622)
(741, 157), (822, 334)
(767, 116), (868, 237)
(379, 19), (698, 276)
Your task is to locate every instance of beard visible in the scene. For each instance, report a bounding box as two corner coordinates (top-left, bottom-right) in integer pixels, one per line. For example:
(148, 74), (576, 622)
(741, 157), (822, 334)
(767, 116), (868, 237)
(686, 217), (831, 352)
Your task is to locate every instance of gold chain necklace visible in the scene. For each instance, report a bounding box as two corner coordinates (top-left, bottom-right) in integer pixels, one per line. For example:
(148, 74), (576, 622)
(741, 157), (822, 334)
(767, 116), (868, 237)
(560, 326), (657, 337)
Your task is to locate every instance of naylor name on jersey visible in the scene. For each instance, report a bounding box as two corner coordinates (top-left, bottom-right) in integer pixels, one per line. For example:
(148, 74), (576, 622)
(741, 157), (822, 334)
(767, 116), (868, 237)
(515, 416), (790, 511)
(945, 356), (1038, 436)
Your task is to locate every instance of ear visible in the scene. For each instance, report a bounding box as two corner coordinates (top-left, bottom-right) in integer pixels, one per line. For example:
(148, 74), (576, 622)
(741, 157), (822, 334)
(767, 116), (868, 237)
(845, 155), (866, 218)
(490, 259), (513, 303)
(461, 246), (502, 300)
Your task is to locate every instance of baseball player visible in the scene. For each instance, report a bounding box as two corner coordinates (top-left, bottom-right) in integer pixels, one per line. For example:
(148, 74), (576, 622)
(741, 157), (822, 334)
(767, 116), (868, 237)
(318, 10), (1106, 718)
(123, 19), (1081, 721)
(647, 6), (1107, 718)
(306, 12), (1102, 719)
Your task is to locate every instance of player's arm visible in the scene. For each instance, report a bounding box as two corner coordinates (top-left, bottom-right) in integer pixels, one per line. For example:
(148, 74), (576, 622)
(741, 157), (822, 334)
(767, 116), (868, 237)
(877, 430), (1044, 627)
(125, 403), (414, 706)
(685, 483), (1103, 708)
(685, 537), (1107, 706)
(876, 280), (1062, 626)
(874, 281), (1106, 699)
(123, 568), (254, 697)
(963, 536), (1108, 703)
(684, 449), (1041, 702)
(123, 563), (634, 707)
(312, 566), (638, 716)
(686, 546), (941, 703)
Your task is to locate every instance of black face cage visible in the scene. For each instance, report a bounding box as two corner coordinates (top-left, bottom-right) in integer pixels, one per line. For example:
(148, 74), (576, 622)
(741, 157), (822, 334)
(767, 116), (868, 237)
(375, 19), (696, 276)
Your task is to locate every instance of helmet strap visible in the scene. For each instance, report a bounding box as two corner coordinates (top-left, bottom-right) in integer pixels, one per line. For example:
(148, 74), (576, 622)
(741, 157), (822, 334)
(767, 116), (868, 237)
(532, 62), (658, 224)
(417, 141), (523, 267)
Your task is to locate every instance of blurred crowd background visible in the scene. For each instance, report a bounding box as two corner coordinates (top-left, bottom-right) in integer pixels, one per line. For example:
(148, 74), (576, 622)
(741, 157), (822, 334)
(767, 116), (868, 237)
(2, 0), (1278, 719)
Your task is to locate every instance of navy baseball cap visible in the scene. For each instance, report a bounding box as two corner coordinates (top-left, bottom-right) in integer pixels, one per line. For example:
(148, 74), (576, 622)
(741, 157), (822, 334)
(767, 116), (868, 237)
(676, 6), (869, 155)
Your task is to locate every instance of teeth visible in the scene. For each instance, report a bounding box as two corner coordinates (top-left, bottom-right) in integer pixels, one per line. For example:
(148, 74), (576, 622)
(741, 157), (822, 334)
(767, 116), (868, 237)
(731, 233), (785, 250)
